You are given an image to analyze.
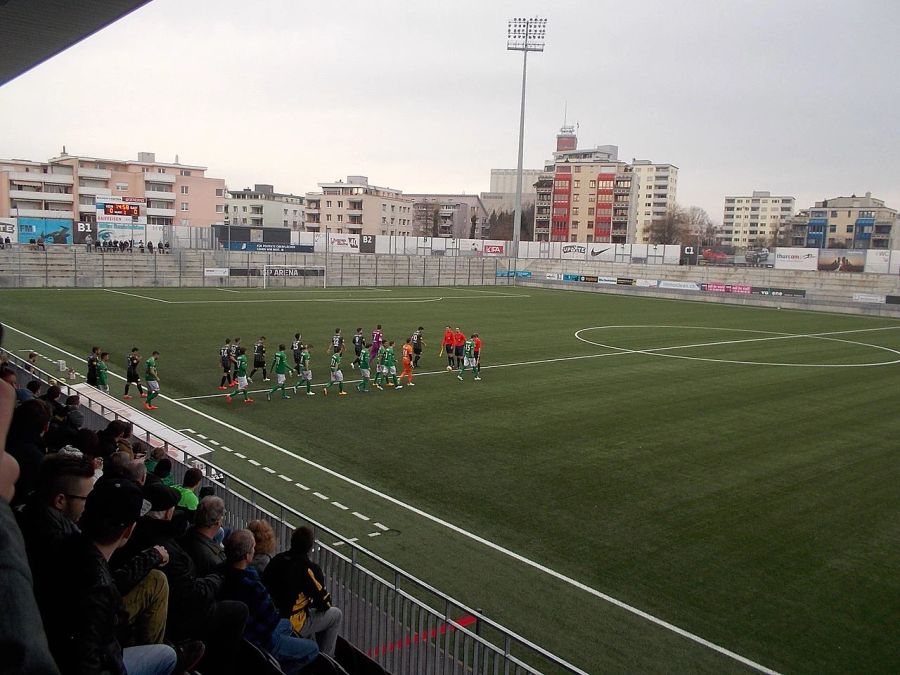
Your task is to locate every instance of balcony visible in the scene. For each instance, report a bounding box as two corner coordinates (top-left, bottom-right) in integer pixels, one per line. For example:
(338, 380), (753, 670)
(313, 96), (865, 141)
(346, 208), (363, 216)
(8, 171), (74, 185)
(10, 190), (73, 202)
(78, 186), (112, 197)
(13, 208), (73, 219)
(146, 207), (176, 217)
(78, 168), (111, 179)
(145, 190), (175, 200)
(143, 173), (175, 184)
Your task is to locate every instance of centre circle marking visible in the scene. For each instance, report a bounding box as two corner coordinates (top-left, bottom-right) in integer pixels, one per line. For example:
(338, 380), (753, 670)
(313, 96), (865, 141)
(574, 325), (900, 368)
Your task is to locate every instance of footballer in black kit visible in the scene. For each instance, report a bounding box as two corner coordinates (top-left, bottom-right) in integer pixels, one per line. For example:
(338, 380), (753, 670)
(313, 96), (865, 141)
(218, 338), (233, 389)
(411, 327), (425, 368)
(351, 327), (365, 368)
(124, 347), (144, 398)
(291, 332), (303, 375)
(332, 328), (344, 354)
(249, 336), (268, 381)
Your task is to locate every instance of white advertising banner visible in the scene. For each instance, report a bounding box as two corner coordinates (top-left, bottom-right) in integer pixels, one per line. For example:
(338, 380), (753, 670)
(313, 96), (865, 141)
(545, 272), (562, 280)
(204, 267), (229, 277)
(328, 233), (360, 253)
(0, 218), (17, 242)
(853, 293), (884, 304)
(892, 251), (900, 275)
(659, 280), (701, 291)
(774, 247), (818, 271)
(560, 243), (587, 260)
(587, 243), (615, 261)
(597, 276), (617, 284)
(865, 249), (892, 275)
(636, 278), (659, 287)
(664, 245), (682, 265)
(630, 245), (649, 263)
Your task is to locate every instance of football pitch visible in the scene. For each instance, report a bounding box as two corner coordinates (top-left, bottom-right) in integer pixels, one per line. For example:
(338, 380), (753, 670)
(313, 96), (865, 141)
(2, 285), (899, 674)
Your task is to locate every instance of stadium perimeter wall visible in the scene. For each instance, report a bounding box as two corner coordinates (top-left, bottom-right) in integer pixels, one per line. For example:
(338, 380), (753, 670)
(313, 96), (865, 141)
(1, 248), (899, 316)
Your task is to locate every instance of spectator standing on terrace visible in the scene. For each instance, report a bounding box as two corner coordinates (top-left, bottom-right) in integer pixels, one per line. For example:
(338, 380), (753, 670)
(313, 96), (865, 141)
(181, 495), (226, 576)
(27, 350), (38, 372)
(222, 530), (319, 672)
(36, 235), (45, 251)
(175, 467), (203, 511)
(6, 399), (51, 507)
(84, 233), (93, 252)
(263, 525), (342, 657)
(147, 241), (154, 254)
(63, 394), (84, 430)
(86, 346), (100, 387)
(98, 420), (131, 459)
(0, 365), (17, 389)
(144, 351), (161, 411)
(124, 347), (145, 400)
(97, 351), (111, 394)
(247, 519), (276, 573)
(43, 478), (178, 675)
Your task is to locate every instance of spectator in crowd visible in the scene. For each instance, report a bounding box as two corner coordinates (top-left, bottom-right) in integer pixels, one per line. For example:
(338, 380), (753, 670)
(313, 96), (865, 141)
(264, 525), (342, 657)
(144, 446), (167, 474)
(0, 329), (61, 675)
(121, 482), (246, 674)
(222, 530), (319, 673)
(17, 379), (41, 403)
(73, 427), (100, 459)
(63, 394), (84, 430)
(175, 467), (203, 511)
(27, 351), (38, 372)
(159, 240), (165, 253)
(6, 399), (51, 507)
(36, 235), (45, 251)
(98, 419), (131, 459)
(181, 495), (226, 577)
(103, 451), (137, 482)
(84, 233), (93, 252)
(116, 421), (136, 457)
(38, 384), (66, 419)
(0, 365), (17, 389)
(42, 478), (178, 675)
(152, 457), (175, 487)
(44, 394), (85, 451)
(247, 519), (276, 573)
(148, 241), (155, 254)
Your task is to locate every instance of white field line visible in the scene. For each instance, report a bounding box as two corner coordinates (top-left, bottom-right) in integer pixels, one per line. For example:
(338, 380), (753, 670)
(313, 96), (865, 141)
(102, 289), (173, 303)
(5, 322), (795, 673)
(248, 459), (261, 467)
(263, 467), (276, 474)
(215, 287), (240, 294)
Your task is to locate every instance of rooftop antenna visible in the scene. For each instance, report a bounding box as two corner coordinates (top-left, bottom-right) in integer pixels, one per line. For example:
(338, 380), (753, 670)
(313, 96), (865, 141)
(563, 101), (567, 127)
(175, 154), (180, 164)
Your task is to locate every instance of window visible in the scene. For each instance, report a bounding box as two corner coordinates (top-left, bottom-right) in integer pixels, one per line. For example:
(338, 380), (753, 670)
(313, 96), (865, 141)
(326, 214), (332, 221)
(573, 180), (580, 188)
(215, 205), (223, 213)
(283, 220), (288, 226)
(180, 202), (188, 211)
(157, 168), (166, 174)
(338, 201), (343, 207)
(589, 180), (597, 189)
(180, 185), (189, 195)
(215, 188), (224, 197)
(242, 206), (247, 212)
(572, 221), (579, 230)
(829, 225), (836, 232)
(283, 209), (288, 215)
(179, 170), (191, 176)
(588, 207), (595, 215)
(337, 215), (343, 222)
(846, 225), (854, 233)
(326, 200), (332, 207)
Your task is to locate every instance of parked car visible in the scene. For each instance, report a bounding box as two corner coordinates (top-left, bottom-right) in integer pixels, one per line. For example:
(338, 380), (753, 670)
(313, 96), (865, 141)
(745, 248), (770, 264)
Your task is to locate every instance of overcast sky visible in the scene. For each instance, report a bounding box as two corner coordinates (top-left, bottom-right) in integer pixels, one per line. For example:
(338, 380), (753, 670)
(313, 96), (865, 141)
(1, 0), (898, 221)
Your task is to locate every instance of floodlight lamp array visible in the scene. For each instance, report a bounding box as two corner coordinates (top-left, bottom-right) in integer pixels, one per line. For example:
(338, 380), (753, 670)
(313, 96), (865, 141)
(506, 17), (547, 52)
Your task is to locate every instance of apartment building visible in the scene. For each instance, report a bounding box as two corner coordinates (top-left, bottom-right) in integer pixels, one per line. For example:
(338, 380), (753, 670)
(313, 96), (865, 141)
(0, 151), (225, 234)
(226, 184), (304, 229)
(304, 176), (413, 236)
(534, 125), (640, 243)
(479, 168), (543, 214)
(721, 191), (795, 245)
(406, 194), (489, 238)
(788, 192), (895, 249)
(631, 160), (679, 243)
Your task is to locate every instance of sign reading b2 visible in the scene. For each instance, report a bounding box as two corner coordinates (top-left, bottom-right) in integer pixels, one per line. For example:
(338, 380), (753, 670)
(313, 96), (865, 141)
(360, 234), (376, 253)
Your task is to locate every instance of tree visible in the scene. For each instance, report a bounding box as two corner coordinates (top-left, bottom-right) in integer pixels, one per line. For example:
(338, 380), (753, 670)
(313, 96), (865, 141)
(430, 204), (441, 238)
(648, 205), (690, 244)
(470, 213), (477, 239)
(686, 207), (719, 246)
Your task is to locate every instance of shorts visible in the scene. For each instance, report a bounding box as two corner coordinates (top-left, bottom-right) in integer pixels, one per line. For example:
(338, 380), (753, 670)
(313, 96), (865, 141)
(331, 370), (343, 382)
(454, 346), (464, 357)
(147, 380), (160, 392)
(253, 359), (265, 368)
(376, 365), (385, 374)
(473, 351), (480, 361)
(276, 373), (286, 384)
(303, 370), (312, 381)
(464, 357), (477, 367)
(413, 347), (422, 355)
(360, 369), (370, 378)
(99, 384), (110, 393)
(387, 366), (397, 375)
(221, 363), (231, 374)
(354, 346), (363, 356)
(127, 372), (141, 383)
(237, 376), (248, 388)
(445, 345), (453, 355)
(293, 354), (302, 364)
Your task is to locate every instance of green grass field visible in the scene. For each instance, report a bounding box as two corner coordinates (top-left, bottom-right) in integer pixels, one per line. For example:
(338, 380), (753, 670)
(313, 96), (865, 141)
(2, 285), (899, 674)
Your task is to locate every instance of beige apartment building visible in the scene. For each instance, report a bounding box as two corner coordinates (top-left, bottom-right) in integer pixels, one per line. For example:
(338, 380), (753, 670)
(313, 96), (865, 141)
(0, 151), (225, 232)
(534, 124), (676, 244)
(304, 176), (414, 236)
(479, 168), (543, 214)
(789, 192), (895, 249)
(407, 194), (489, 239)
(226, 184), (304, 229)
(722, 191), (795, 246)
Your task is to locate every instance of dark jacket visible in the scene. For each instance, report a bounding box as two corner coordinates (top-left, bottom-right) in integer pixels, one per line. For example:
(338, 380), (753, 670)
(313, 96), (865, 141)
(220, 566), (280, 651)
(6, 431), (45, 507)
(117, 516), (223, 640)
(180, 527), (226, 578)
(43, 534), (128, 675)
(262, 549), (332, 632)
(16, 501), (80, 608)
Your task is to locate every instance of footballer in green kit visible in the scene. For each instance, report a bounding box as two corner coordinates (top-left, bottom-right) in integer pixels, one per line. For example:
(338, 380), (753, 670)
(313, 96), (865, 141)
(226, 347), (254, 404)
(293, 345), (315, 396)
(384, 340), (401, 389)
(267, 344), (291, 401)
(356, 348), (371, 392)
(457, 335), (481, 381)
(323, 350), (347, 396)
(374, 342), (387, 390)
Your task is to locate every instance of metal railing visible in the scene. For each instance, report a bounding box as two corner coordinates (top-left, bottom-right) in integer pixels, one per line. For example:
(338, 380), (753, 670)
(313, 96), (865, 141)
(3, 349), (587, 675)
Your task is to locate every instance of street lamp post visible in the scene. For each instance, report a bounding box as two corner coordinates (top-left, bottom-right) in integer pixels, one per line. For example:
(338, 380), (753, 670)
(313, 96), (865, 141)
(507, 16), (546, 266)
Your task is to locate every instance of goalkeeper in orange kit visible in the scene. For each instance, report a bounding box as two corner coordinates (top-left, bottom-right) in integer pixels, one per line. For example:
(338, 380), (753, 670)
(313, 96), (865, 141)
(398, 338), (415, 386)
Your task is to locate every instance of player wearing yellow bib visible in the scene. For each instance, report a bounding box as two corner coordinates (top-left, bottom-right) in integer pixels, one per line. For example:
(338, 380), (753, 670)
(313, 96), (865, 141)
(355, 348), (371, 392)
(457, 336), (481, 381)
(292, 345), (315, 396)
(266, 344), (291, 401)
(323, 351), (347, 396)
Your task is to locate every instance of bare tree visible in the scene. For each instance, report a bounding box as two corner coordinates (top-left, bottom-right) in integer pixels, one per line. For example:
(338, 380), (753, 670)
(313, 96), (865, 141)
(686, 207), (719, 246)
(648, 205), (691, 244)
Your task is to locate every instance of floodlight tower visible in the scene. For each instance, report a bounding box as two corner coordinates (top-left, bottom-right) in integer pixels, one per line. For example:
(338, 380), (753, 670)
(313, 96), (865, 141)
(507, 16), (546, 261)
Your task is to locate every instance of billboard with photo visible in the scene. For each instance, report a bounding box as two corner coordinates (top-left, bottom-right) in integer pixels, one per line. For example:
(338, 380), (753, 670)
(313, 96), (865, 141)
(773, 247), (818, 271)
(817, 249), (866, 273)
(17, 217), (73, 244)
(698, 246), (736, 266)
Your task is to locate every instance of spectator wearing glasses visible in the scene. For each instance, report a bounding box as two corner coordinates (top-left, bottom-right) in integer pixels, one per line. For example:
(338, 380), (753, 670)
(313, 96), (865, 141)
(180, 495), (227, 577)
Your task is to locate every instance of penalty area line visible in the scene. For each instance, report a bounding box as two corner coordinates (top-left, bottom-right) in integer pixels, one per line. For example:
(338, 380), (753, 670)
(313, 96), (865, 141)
(1, 321), (779, 675)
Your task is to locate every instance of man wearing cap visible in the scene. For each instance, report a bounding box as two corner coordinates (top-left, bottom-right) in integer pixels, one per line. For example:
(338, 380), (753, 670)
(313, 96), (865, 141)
(42, 477), (178, 675)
